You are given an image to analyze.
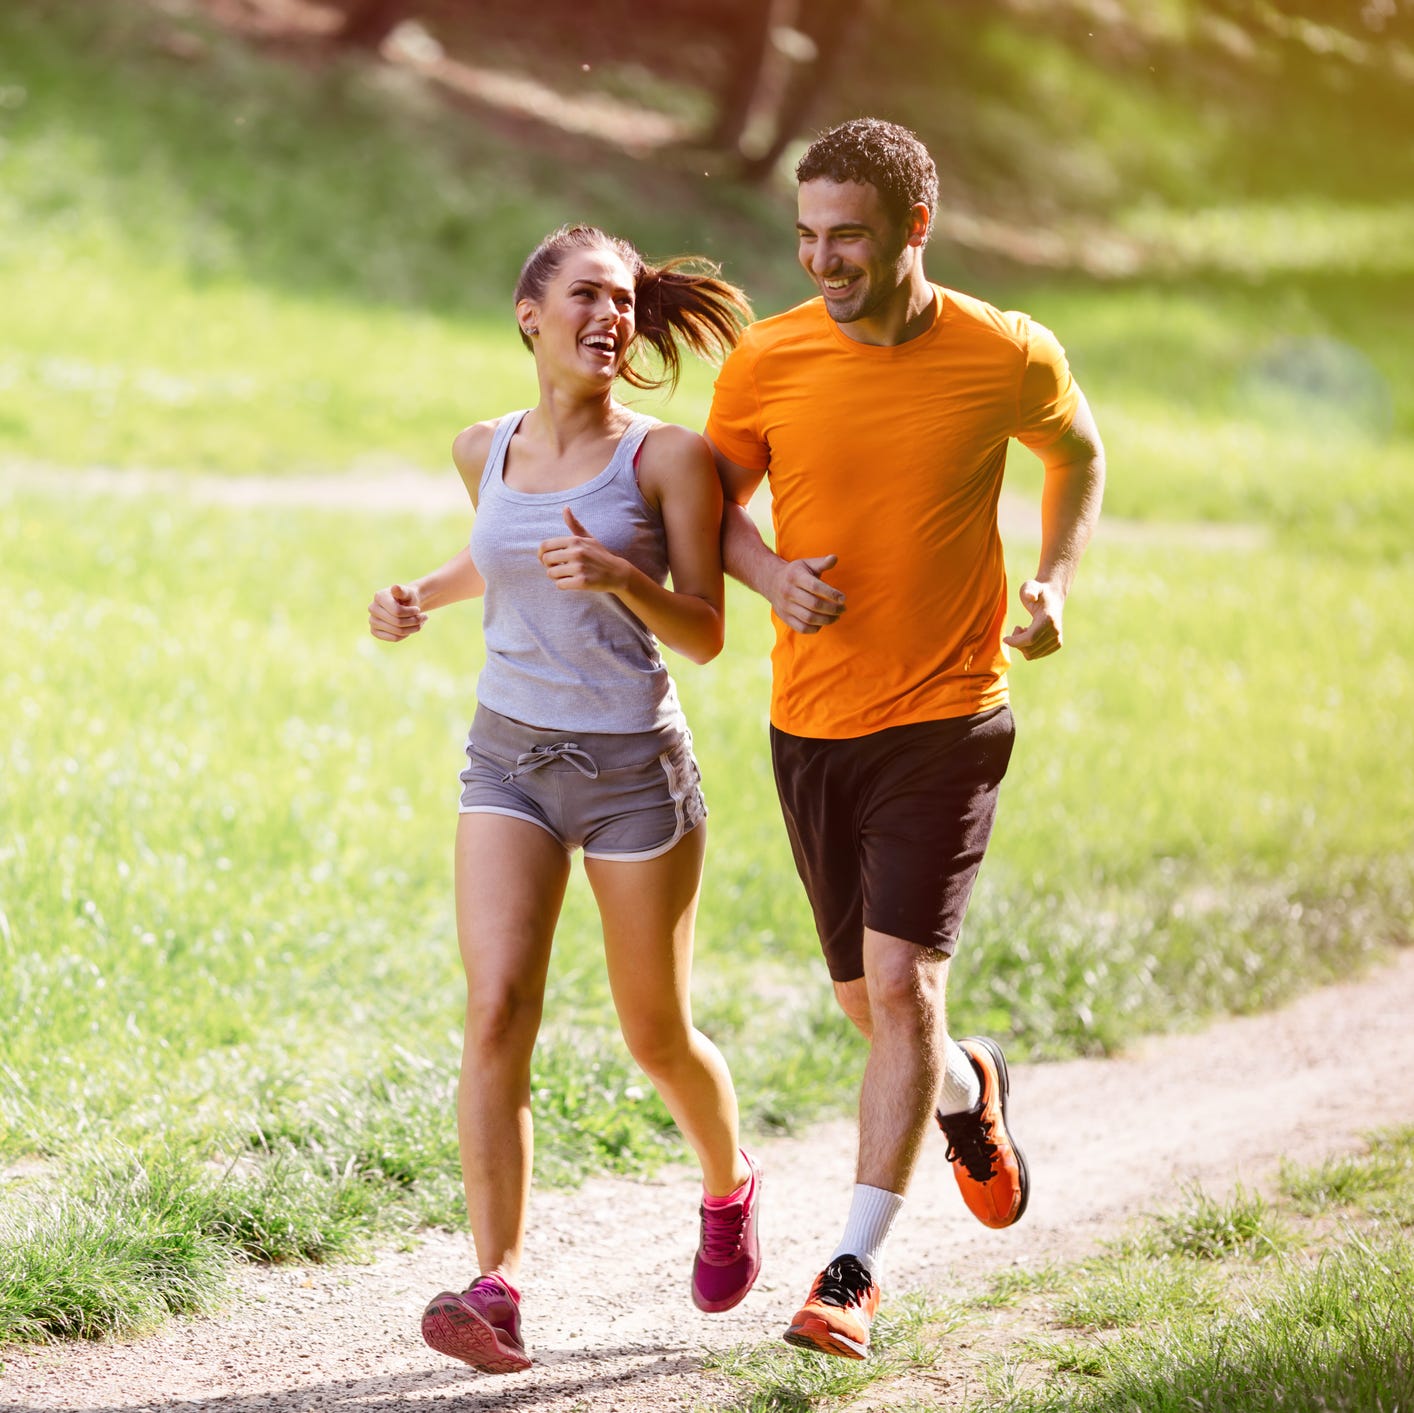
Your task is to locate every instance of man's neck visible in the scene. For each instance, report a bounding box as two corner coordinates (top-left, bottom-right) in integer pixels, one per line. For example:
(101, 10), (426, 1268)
(835, 270), (937, 348)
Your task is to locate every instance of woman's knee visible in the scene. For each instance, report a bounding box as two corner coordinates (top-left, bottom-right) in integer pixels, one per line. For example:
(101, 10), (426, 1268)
(465, 983), (543, 1060)
(619, 1012), (694, 1077)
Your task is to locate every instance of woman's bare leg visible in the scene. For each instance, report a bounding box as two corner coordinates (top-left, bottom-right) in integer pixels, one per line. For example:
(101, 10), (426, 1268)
(454, 812), (571, 1279)
(584, 824), (748, 1196)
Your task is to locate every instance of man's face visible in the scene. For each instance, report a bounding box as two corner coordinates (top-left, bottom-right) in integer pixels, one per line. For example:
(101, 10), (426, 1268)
(796, 178), (916, 326)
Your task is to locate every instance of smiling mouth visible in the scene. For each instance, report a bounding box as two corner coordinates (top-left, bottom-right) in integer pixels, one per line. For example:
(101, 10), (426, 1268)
(581, 334), (617, 357)
(821, 274), (859, 294)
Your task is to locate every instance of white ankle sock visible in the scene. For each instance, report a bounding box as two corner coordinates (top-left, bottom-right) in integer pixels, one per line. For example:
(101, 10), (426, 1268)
(829, 1184), (904, 1280)
(937, 1037), (982, 1117)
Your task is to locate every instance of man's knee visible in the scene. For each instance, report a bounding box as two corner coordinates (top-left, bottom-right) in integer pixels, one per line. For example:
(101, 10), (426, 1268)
(865, 936), (948, 1038)
(833, 977), (873, 1039)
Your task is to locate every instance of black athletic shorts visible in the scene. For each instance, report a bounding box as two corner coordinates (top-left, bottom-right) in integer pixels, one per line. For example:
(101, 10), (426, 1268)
(770, 705), (1015, 983)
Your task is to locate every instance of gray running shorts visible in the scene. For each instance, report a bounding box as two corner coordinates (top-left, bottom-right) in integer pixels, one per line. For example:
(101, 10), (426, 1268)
(458, 705), (706, 861)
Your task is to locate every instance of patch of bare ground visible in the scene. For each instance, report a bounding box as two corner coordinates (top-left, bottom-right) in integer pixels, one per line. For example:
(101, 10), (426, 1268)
(6, 461), (1269, 550)
(4, 948), (1412, 1411)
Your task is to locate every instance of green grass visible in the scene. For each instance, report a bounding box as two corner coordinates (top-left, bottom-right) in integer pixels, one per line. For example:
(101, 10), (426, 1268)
(3, 0), (1413, 1354)
(700, 1136), (1414, 1413)
(3, 488), (1407, 1127)
(843, 1), (1414, 227)
(0, 1153), (230, 1343)
(975, 1235), (1414, 1413)
(1281, 1128), (1414, 1226)
(5, 4), (1414, 486)
(702, 1292), (960, 1411)
(1125, 1184), (1290, 1263)
(980, 1136), (1414, 1413)
(0, 1), (794, 474)
(1050, 1257), (1224, 1330)
(3, 478), (1409, 1341)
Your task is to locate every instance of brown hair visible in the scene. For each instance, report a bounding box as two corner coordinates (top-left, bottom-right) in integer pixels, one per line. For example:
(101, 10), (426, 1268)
(513, 225), (751, 392)
(796, 118), (938, 238)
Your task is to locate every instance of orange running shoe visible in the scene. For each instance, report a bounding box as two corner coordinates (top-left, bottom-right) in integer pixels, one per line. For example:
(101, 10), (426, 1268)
(936, 1036), (1029, 1229)
(782, 1254), (880, 1360)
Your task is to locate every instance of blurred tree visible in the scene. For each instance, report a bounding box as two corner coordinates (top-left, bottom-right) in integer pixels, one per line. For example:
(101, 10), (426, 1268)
(312, 0), (1409, 206)
(705, 0), (779, 153)
(334, 0), (409, 50)
(435, 0), (880, 176)
(1209, 0), (1414, 62)
(739, 0), (875, 180)
(702, 0), (878, 178)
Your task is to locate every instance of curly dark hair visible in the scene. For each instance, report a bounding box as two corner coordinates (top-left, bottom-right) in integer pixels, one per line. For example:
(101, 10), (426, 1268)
(795, 118), (938, 236)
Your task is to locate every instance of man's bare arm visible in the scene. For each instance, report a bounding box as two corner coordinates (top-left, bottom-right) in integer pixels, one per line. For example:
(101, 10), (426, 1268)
(708, 436), (846, 635)
(1003, 391), (1106, 660)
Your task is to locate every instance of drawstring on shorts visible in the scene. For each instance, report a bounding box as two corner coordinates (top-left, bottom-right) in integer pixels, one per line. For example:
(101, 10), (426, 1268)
(500, 742), (600, 782)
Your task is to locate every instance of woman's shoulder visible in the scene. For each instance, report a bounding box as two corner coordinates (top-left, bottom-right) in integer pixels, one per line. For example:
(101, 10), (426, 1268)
(637, 419), (712, 468)
(635, 420), (718, 508)
(451, 416), (506, 474)
(452, 415), (526, 501)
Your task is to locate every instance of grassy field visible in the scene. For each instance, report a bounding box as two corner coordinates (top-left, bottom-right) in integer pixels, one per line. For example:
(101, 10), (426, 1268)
(2, 0), (1412, 1353)
(0, 1), (787, 472)
(702, 1127), (1414, 1412)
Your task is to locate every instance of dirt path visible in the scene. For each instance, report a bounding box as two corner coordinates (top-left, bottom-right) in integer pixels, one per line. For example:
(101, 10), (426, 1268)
(6, 949), (1413, 1412)
(8, 462), (1268, 550)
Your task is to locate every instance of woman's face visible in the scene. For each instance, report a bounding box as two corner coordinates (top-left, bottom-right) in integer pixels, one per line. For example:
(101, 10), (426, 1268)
(520, 246), (636, 384)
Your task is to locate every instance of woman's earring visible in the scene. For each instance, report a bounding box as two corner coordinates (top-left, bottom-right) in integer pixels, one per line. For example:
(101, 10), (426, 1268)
(523, 325), (538, 337)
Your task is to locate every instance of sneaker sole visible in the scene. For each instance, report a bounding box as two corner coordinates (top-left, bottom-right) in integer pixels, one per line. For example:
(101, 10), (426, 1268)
(970, 1035), (1030, 1227)
(421, 1294), (531, 1374)
(783, 1318), (868, 1360)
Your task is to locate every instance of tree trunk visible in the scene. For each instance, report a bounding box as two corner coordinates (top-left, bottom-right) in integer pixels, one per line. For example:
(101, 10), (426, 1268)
(337, 0), (408, 50)
(706, 0), (780, 151)
(741, 0), (873, 182)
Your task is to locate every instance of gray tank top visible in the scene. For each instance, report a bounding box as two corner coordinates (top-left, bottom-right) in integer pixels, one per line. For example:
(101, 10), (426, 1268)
(470, 409), (684, 733)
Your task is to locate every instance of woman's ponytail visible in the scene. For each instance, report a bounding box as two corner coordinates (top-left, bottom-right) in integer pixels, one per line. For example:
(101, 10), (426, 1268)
(626, 258), (752, 393)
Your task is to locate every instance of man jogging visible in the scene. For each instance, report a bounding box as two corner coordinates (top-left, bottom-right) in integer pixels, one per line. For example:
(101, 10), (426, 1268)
(706, 118), (1105, 1360)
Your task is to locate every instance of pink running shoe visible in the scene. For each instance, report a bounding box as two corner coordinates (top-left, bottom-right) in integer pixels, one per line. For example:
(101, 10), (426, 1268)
(692, 1151), (762, 1312)
(421, 1272), (530, 1374)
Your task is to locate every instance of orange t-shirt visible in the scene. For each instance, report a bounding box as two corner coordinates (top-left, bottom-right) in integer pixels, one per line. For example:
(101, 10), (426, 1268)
(706, 285), (1079, 739)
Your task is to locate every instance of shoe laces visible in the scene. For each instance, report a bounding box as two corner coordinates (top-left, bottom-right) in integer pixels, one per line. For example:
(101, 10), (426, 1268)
(699, 1198), (747, 1264)
(939, 1107), (1000, 1183)
(813, 1255), (874, 1309)
(462, 1275), (516, 1321)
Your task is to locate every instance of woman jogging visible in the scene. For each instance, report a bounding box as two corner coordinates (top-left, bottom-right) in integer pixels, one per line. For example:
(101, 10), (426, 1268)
(368, 225), (760, 1374)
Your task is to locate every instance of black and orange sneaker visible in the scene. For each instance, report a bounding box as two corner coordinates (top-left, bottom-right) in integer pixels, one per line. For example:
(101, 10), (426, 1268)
(936, 1036), (1029, 1229)
(421, 1272), (531, 1374)
(782, 1254), (880, 1360)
